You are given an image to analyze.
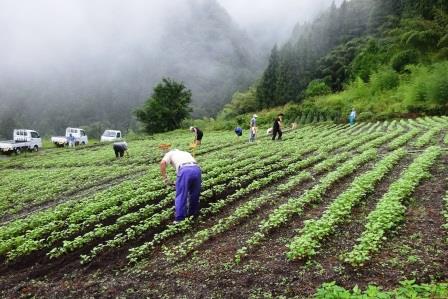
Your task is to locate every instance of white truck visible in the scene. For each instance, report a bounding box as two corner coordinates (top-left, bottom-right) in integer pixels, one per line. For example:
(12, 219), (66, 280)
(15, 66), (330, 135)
(100, 130), (122, 142)
(0, 129), (43, 154)
(51, 127), (88, 147)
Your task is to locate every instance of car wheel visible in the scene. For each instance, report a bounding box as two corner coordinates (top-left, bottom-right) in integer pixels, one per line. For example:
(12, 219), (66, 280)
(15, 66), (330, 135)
(34, 145), (39, 152)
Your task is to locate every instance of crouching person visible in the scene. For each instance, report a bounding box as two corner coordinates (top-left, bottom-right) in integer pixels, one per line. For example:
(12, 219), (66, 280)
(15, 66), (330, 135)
(113, 141), (129, 158)
(159, 144), (202, 223)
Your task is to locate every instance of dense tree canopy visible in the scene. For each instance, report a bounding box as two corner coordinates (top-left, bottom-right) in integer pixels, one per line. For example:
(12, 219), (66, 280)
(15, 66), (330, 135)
(255, 0), (373, 109)
(251, 0), (448, 116)
(134, 78), (192, 134)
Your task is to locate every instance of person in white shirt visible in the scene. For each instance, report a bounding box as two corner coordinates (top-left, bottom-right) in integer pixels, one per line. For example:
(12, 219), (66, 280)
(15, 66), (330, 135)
(159, 144), (202, 223)
(249, 114), (258, 142)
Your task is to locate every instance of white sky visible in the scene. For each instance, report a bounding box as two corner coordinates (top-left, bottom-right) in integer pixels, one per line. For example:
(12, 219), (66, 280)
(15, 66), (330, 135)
(218, 0), (341, 43)
(0, 0), (341, 77)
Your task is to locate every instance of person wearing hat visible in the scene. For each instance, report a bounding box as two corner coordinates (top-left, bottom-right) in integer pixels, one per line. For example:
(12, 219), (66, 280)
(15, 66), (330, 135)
(272, 113), (284, 141)
(249, 114), (258, 143)
(189, 126), (203, 145)
(113, 141), (129, 158)
(159, 144), (202, 223)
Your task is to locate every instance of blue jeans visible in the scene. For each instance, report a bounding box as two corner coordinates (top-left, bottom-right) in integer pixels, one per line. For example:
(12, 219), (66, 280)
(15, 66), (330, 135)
(175, 166), (202, 221)
(249, 130), (256, 142)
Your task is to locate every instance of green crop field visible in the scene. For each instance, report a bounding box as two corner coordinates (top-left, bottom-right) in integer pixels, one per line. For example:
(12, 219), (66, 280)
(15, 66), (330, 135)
(1, 117), (448, 298)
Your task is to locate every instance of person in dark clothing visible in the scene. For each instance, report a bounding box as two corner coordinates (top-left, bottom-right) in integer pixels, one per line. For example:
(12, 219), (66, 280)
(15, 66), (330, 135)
(113, 141), (129, 158)
(272, 113), (284, 140)
(234, 126), (243, 138)
(190, 127), (203, 145)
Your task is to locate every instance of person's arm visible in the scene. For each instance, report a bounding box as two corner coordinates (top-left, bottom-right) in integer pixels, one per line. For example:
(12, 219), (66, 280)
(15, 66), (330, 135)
(160, 160), (169, 185)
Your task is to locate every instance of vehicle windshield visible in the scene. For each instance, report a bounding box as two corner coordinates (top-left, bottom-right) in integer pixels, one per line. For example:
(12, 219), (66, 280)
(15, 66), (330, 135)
(103, 131), (117, 137)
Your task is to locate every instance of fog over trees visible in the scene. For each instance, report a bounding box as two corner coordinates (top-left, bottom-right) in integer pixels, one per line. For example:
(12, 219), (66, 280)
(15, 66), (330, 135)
(0, 0), (336, 138)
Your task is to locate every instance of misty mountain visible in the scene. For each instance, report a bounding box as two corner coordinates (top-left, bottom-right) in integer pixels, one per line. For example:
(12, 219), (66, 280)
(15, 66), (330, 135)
(0, 0), (262, 138)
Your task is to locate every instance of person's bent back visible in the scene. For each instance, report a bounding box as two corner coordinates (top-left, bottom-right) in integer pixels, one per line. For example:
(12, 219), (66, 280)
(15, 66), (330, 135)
(160, 147), (202, 222)
(113, 141), (128, 158)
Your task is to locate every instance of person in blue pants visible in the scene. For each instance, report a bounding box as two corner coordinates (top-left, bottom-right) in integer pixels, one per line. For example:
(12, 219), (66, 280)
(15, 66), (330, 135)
(159, 144), (202, 223)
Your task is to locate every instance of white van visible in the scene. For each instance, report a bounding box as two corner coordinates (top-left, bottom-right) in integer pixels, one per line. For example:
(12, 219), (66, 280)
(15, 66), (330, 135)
(100, 130), (122, 142)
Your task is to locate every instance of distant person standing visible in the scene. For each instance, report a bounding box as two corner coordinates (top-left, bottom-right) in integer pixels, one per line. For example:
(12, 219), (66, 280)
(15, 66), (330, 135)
(159, 144), (202, 223)
(68, 134), (76, 148)
(190, 127), (203, 146)
(113, 141), (129, 158)
(249, 114), (258, 143)
(272, 113), (283, 140)
(349, 108), (357, 126)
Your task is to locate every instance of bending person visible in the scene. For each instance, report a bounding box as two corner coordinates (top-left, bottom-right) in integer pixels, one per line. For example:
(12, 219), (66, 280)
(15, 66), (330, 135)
(159, 144), (202, 223)
(113, 141), (129, 158)
(190, 127), (203, 145)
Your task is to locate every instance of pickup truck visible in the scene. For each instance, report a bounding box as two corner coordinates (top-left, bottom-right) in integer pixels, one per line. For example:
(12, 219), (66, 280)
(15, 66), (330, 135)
(100, 130), (122, 142)
(51, 127), (88, 147)
(0, 129), (43, 154)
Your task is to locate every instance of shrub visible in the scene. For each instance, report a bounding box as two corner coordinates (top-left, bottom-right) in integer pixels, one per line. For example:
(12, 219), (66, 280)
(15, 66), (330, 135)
(391, 50), (419, 72)
(350, 39), (386, 82)
(304, 80), (331, 98)
(405, 30), (440, 51)
(427, 64), (448, 105)
(436, 48), (448, 60)
(438, 34), (448, 48)
(370, 68), (400, 93)
(357, 111), (375, 122)
(403, 62), (448, 110)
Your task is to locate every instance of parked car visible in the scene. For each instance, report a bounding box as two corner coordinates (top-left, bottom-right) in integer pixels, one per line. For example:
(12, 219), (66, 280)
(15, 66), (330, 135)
(100, 130), (122, 142)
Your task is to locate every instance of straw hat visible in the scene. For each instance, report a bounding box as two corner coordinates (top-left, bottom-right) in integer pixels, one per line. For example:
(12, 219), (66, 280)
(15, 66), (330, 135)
(158, 143), (172, 150)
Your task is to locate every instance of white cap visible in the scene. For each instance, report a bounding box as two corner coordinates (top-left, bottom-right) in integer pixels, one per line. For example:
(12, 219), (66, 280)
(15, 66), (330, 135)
(189, 126), (194, 131)
(253, 114), (258, 118)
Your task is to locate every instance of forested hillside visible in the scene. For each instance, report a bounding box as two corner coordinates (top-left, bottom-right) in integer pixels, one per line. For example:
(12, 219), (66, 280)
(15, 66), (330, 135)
(220, 0), (448, 123)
